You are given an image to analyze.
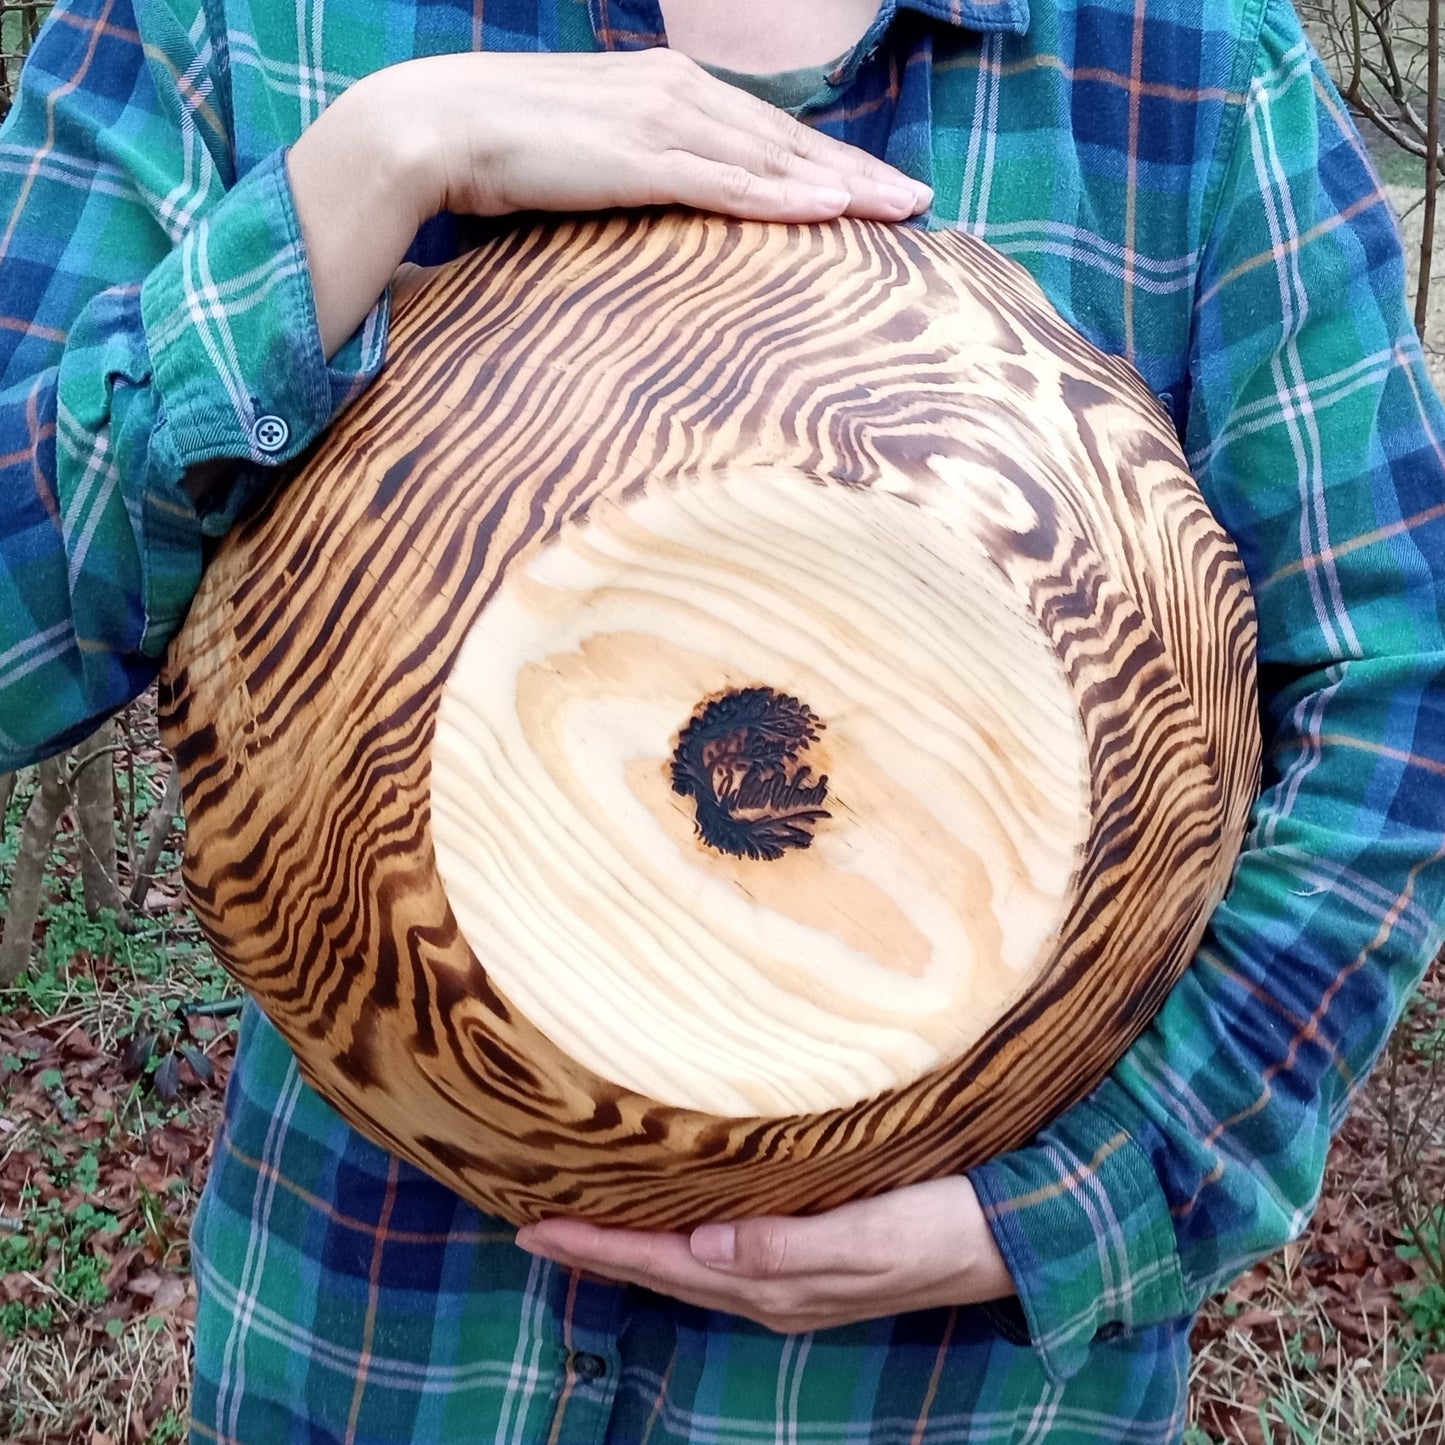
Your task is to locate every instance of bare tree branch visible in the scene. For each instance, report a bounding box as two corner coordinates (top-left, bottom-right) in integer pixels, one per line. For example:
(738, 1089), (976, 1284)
(1308, 0), (1445, 176)
(72, 720), (130, 923)
(1413, 0), (1438, 336)
(127, 765), (184, 910)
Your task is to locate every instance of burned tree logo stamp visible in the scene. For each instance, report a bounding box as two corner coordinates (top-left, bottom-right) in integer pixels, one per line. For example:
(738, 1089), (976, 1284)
(670, 687), (831, 861)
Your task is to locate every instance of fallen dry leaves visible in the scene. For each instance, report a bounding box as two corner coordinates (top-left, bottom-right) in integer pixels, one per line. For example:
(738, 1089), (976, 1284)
(1189, 961), (1445, 1444)
(0, 993), (234, 1443)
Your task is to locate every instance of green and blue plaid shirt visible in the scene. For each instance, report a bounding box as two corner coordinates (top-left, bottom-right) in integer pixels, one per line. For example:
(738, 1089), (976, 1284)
(4, 0), (1445, 1440)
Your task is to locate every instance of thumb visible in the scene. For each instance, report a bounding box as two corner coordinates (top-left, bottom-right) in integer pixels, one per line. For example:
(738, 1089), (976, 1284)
(690, 1209), (883, 1278)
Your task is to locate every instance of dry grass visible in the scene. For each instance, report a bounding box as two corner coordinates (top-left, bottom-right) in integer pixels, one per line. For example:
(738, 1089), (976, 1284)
(1189, 1283), (1445, 1444)
(2, 1315), (191, 1444)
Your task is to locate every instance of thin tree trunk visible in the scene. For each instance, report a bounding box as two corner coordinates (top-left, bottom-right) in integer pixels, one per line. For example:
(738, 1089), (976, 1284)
(1414, 0), (1439, 339)
(73, 721), (129, 922)
(127, 766), (184, 910)
(119, 710), (138, 884)
(0, 758), (66, 985)
(1348, 0), (1363, 108)
(0, 772), (14, 832)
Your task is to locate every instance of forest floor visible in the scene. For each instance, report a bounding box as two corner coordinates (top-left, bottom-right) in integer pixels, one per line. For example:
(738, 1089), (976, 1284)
(0, 704), (238, 1444)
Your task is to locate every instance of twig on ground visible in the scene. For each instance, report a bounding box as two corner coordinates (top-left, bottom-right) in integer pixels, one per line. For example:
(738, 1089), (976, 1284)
(119, 706), (139, 882)
(179, 997), (243, 1019)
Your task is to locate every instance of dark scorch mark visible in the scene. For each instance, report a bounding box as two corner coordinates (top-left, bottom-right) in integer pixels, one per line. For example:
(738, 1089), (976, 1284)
(670, 687), (831, 861)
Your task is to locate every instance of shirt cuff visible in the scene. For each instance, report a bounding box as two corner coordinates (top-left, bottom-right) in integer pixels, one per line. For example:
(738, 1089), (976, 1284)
(137, 147), (388, 646)
(967, 1079), (1188, 1383)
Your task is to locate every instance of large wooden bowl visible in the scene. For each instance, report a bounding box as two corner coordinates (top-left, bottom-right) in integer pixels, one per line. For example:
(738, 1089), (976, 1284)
(161, 212), (1260, 1227)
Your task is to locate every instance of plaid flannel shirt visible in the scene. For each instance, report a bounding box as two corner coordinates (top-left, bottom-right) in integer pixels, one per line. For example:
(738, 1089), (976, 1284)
(3, 0), (1444, 1439)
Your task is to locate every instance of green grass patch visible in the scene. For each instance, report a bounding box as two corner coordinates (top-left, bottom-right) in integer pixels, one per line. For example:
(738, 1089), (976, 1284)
(1374, 145), (1430, 191)
(0, 1197), (120, 1340)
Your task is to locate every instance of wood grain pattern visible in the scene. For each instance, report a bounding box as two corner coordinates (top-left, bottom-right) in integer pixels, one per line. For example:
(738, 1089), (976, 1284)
(161, 212), (1260, 1227)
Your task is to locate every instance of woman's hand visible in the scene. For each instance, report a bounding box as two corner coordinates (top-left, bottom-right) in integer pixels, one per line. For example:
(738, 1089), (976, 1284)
(412, 48), (930, 222)
(514, 1176), (1016, 1335)
(289, 49), (931, 356)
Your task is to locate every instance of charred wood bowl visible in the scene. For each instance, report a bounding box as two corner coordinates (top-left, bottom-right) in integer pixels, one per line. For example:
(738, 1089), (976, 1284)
(162, 212), (1260, 1228)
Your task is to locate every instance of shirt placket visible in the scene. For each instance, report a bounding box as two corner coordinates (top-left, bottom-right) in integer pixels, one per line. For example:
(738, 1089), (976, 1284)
(544, 1269), (628, 1445)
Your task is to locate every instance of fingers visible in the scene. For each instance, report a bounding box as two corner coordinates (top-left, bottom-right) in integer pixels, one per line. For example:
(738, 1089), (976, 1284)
(661, 58), (930, 221)
(518, 1221), (726, 1301)
(658, 139), (923, 224)
(685, 69), (932, 216)
(691, 1205), (892, 1279)
(656, 154), (855, 224)
(514, 1221), (877, 1333)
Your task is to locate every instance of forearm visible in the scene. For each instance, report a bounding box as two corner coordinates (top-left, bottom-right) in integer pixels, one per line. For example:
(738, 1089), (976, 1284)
(287, 66), (437, 359)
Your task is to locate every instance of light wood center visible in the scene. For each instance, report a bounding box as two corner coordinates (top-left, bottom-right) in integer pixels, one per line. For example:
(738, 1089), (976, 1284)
(431, 466), (1088, 1116)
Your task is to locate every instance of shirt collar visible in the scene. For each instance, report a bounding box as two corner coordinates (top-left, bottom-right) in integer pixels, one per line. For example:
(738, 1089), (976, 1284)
(897, 0), (1030, 35)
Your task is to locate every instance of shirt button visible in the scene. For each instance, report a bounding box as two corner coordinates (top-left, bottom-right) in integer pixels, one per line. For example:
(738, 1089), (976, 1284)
(570, 1350), (608, 1380)
(252, 414), (290, 454)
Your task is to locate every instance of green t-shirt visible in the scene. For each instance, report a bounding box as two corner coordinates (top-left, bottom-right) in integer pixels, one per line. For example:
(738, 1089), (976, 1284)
(700, 53), (844, 114)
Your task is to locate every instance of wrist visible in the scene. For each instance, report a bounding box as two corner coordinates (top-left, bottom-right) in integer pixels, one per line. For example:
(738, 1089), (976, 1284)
(955, 1178), (1017, 1303)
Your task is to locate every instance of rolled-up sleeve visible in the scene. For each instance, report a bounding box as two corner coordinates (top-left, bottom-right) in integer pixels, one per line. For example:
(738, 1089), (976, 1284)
(0, 0), (386, 769)
(968, 0), (1445, 1383)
